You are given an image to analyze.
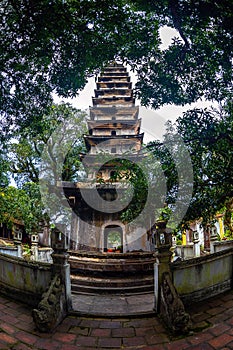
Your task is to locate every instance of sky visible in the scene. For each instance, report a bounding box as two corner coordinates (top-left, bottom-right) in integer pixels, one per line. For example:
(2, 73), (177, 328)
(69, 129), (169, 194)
(53, 26), (214, 143)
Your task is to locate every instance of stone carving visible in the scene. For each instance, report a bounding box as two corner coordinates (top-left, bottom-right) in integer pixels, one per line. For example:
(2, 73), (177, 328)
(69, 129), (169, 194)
(32, 274), (66, 332)
(160, 272), (192, 334)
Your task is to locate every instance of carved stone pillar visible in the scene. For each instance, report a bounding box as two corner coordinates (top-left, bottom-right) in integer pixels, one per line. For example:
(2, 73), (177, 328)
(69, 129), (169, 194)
(153, 220), (172, 313)
(153, 220), (191, 334)
(32, 225), (72, 332)
(50, 226), (72, 311)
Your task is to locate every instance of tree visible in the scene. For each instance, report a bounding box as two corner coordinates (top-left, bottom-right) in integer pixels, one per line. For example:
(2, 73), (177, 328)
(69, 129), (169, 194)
(0, 152), (10, 188)
(0, 103), (87, 234)
(0, 0), (158, 131)
(147, 101), (233, 229)
(131, 0), (233, 108)
(2, 1), (232, 131)
(0, 183), (45, 234)
(7, 103), (87, 186)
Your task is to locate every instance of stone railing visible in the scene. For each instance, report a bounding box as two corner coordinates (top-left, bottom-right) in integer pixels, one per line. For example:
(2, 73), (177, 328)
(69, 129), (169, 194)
(175, 244), (195, 259)
(0, 252), (52, 306)
(171, 248), (233, 304)
(0, 245), (53, 262)
(212, 239), (233, 253)
(0, 246), (18, 257)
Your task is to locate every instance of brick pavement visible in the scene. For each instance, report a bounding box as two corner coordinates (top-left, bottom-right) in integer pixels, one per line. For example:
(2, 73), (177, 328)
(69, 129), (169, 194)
(1, 291), (233, 349)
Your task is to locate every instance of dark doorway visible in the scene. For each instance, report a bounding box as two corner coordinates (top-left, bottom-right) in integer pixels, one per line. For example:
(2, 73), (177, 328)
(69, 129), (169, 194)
(104, 225), (123, 252)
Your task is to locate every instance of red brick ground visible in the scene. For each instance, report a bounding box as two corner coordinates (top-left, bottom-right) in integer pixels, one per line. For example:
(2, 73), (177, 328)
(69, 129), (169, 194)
(1, 291), (233, 349)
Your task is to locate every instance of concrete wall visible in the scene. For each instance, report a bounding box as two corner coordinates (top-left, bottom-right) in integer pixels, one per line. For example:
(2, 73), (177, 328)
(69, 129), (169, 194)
(0, 253), (52, 306)
(171, 248), (233, 304)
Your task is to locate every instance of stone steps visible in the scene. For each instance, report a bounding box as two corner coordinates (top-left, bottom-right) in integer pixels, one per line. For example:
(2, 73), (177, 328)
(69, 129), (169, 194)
(69, 251), (155, 295)
(71, 274), (154, 295)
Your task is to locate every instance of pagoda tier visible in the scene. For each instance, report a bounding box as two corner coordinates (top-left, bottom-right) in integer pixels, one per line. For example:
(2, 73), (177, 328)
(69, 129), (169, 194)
(92, 65), (135, 107)
(87, 119), (142, 136)
(84, 63), (143, 164)
(83, 133), (144, 153)
(92, 96), (135, 106)
(89, 106), (139, 121)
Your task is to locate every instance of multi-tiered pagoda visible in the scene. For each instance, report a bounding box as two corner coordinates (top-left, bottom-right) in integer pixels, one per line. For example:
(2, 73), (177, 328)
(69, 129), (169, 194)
(63, 62), (150, 253)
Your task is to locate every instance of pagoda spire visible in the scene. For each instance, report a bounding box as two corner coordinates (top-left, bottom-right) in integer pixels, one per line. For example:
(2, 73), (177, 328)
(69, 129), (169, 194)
(82, 62), (144, 181)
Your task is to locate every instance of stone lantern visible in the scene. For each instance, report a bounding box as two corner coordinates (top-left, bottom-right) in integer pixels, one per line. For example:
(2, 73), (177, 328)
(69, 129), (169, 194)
(51, 225), (69, 253)
(31, 233), (39, 261)
(192, 230), (200, 257)
(154, 220), (172, 253)
(31, 233), (39, 244)
(13, 228), (22, 243)
(210, 225), (218, 254)
(13, 228), (22, 257)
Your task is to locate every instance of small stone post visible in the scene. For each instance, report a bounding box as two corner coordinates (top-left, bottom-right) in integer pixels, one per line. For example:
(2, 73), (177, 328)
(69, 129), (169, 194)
(193, 230), (200, 257)
(210, 226), (218, 254)
(13, 228), (22, 258)
(31, 234), (39, 261)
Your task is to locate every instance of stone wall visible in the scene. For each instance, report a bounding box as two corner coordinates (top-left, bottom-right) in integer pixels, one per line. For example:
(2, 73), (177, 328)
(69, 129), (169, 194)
(0, 245), (53, 262)
(213, 240), (233, 252)
(175, 244), (194, 259)
(0, 246), (18, 257)
(0, 253), (52, 306)
(171, 248), (233, 304)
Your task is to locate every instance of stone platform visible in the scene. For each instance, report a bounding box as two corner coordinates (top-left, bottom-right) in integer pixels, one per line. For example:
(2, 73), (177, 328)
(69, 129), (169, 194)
(71, 292), (155, 317)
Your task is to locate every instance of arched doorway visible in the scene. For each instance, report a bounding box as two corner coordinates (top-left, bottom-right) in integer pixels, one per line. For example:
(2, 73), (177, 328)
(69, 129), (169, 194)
(104, 225), (123, 252)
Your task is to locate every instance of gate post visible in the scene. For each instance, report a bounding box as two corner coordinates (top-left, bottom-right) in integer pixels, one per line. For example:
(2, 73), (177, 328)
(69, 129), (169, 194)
(153, 220), (191, 334)
(50, 226), (72, 311)
(32, 225), (72, 332)
(153, 220), (172, 313)
(210, 226), (218, 253)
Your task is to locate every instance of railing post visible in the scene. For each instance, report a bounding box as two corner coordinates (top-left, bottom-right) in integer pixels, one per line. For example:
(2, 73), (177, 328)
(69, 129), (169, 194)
(31, 234), (39, 261)
(153, 220), (172, 313)
(50, 227), (72, 311)
(13, 228), (22, 258)
(32, 225), (72, 332)
(193, 230), (200, 257)
(210, 226), (218, 254)
(153, 220), (191, 334)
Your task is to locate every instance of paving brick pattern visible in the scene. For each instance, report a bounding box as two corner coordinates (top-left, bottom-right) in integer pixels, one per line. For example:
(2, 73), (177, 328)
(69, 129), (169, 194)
(1, 291), (233, 349)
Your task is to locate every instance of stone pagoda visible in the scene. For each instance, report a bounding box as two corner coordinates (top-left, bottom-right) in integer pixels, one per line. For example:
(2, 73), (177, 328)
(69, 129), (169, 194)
(63, 62), (150, 253)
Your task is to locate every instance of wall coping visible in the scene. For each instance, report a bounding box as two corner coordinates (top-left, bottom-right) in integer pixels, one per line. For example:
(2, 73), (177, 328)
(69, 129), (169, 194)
(213, 240), (233, 246)
(171, 247), (233, 270)
(0, 252), (52, 270)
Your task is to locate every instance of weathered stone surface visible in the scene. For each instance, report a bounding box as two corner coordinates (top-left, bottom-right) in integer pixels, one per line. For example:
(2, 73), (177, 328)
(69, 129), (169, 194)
(160, 272), (192, 334)
(171, 248), (233, 303)
(0, 252), (52, 306)
(69, 251), (155, 294)
(32, 274), (66, 333)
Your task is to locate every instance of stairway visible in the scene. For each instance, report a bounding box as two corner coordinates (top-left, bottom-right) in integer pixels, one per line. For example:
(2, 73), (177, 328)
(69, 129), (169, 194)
(69, 251), (155, 295)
